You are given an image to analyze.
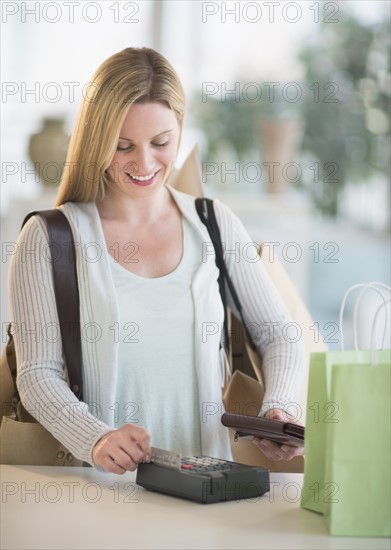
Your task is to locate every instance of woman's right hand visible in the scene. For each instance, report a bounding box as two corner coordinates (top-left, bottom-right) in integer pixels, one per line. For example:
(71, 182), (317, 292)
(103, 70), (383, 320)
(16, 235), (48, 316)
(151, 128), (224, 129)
(92, 425), (151, 474)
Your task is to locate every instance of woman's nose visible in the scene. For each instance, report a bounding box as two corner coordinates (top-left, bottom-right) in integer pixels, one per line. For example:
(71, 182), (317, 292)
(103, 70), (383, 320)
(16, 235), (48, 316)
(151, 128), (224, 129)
(132, 147), (155, 175)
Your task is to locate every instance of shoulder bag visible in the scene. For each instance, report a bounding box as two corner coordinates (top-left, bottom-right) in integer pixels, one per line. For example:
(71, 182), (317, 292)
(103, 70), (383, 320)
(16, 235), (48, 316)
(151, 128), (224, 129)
(0, 209), (84, 466)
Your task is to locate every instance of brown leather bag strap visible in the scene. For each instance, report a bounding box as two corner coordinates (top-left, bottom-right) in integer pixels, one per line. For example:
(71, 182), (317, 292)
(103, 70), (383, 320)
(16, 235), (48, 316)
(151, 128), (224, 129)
(22, 209), (83, 400)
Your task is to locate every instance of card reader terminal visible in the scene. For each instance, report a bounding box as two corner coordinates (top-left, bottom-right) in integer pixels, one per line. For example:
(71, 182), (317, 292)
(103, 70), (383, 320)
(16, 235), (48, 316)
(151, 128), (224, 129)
(136, 447), (270, 504)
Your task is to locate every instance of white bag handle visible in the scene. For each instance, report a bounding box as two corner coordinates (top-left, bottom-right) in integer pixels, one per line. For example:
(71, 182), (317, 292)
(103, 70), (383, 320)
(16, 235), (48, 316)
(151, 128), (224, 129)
(339, 282), (391, 350)
(371, 299), (391, 367)
(352, 282), (390, 349)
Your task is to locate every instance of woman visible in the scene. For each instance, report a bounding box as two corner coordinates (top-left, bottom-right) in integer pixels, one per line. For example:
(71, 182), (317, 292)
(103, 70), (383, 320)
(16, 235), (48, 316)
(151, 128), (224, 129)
(9, 47), (305, 474)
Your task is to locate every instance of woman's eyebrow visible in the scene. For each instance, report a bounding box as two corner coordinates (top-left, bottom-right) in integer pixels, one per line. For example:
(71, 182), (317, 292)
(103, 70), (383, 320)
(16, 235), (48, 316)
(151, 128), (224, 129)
(118, 129), (174, 142)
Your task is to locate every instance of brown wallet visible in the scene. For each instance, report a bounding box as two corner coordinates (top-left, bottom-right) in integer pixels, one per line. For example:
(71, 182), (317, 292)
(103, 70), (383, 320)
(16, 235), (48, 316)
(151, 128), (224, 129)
(221, 413), (305, 447)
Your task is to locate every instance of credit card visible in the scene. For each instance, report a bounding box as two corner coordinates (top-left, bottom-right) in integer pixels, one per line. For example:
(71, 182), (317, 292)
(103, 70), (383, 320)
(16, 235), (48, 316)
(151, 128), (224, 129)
(150, 447), (181, 470)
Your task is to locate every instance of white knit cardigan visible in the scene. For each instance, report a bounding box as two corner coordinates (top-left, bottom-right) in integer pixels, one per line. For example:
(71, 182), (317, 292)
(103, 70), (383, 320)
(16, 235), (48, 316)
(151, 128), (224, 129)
(9, 186), (305, 465)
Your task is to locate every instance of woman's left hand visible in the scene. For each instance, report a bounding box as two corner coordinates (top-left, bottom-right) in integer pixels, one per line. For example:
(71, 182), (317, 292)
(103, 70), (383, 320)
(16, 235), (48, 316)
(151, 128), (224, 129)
(251, 408), (304, 461)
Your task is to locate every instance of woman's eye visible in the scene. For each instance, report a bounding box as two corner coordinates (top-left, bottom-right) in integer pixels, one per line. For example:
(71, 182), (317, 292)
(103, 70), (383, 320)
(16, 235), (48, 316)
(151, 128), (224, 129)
(117, 141), (169, 151)
(152, 141), (169, 148)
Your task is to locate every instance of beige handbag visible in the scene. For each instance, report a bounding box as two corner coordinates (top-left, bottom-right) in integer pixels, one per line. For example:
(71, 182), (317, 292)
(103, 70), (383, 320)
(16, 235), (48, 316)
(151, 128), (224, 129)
(223, 315), (304, 473)
(0, 210), (84, 466)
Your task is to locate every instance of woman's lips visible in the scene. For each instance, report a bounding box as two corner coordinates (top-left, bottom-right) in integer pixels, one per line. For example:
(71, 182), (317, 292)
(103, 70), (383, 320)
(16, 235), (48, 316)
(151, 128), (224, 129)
(126, 170), (159, 186)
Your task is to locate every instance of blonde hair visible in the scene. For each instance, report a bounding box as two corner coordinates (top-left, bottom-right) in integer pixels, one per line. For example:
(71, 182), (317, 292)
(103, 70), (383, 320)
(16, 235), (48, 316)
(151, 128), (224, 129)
(55, 47), (185, 206)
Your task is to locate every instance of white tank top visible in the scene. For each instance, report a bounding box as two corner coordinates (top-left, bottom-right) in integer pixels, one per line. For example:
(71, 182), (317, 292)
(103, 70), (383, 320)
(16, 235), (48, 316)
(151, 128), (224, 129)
(109, 216), (202, 456)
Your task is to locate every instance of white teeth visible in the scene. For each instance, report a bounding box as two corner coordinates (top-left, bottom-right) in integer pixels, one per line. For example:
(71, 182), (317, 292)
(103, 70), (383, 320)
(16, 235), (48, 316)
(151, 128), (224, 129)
(129, 171), (157, 181)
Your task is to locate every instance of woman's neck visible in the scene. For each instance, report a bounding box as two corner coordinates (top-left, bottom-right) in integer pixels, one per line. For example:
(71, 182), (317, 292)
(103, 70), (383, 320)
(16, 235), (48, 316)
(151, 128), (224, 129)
(97, 185), (174, 226)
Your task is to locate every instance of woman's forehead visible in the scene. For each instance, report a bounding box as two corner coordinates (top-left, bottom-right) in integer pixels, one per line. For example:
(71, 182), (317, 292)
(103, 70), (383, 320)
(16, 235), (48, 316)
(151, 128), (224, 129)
(118, 102), (179, 140)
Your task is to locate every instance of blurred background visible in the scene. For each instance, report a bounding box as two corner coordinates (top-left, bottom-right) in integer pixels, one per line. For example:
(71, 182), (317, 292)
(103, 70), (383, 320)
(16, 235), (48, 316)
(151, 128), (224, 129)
(1, 0), (390, 349)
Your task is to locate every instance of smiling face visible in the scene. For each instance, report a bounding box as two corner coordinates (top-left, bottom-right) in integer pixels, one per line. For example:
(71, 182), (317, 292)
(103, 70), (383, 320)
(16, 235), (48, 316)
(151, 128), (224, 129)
(106, 101), (180, 199)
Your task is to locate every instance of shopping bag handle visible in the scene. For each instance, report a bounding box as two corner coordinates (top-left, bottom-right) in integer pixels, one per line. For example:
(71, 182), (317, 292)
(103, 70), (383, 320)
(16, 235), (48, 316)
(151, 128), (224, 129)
(339, 282), (390, 351)
(352, 282), (390, 350)
(371, 299), (391, 367)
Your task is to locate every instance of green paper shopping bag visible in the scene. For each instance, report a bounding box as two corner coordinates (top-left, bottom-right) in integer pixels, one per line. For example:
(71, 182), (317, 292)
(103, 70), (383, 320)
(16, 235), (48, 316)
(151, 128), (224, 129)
(301, 282), (391, 536)
(301, 349), (390, 512)
(323, 356), (390, 536)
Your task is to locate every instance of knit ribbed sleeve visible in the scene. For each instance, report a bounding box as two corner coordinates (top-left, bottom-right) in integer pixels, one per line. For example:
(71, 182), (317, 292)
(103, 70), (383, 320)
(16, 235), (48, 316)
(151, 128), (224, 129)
(8, 215), (113, 465)
(213, 199), (306, 417)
